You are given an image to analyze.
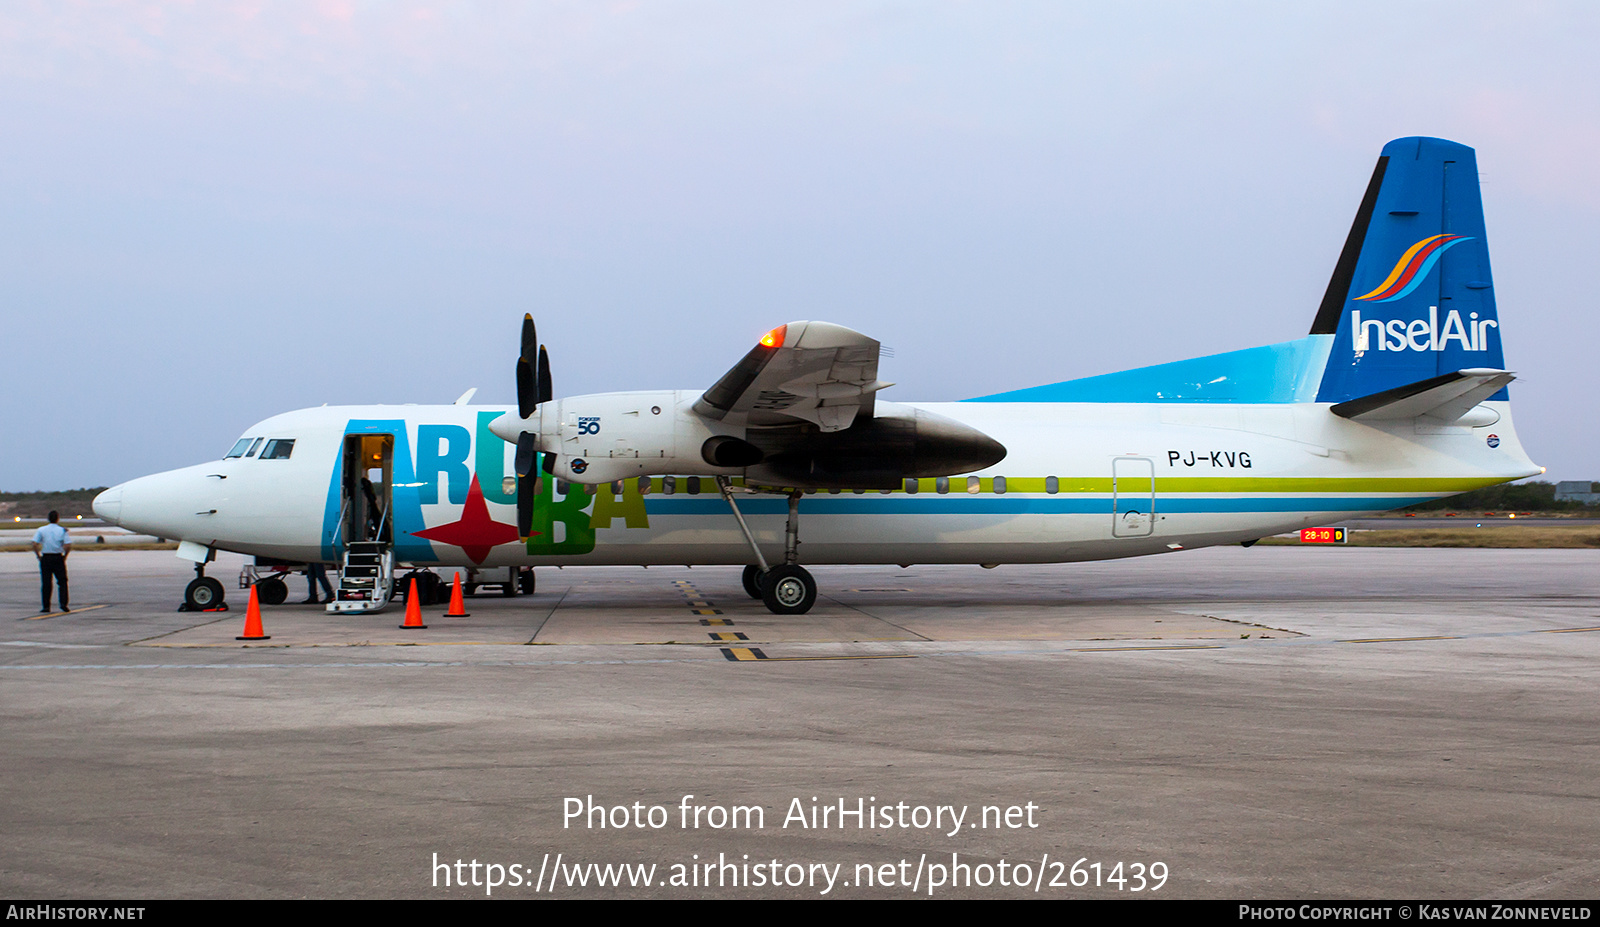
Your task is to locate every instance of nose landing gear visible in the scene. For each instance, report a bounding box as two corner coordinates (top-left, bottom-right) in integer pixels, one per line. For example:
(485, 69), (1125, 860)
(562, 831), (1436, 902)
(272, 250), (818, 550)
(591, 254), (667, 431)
(181, 561), (228, 612)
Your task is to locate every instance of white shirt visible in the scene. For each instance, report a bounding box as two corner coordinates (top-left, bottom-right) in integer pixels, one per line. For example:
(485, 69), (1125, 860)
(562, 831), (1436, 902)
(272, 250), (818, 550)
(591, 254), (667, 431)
(32, 523), (71, 554)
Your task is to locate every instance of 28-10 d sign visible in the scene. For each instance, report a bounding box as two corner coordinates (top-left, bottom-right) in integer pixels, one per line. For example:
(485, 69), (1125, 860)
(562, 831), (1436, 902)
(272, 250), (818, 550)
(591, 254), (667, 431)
(1300, 527), (1347, 544)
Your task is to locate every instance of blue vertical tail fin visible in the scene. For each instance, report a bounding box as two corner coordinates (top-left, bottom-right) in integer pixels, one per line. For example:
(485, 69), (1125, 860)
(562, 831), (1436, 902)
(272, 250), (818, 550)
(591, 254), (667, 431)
(1313, 137), (1506, 403)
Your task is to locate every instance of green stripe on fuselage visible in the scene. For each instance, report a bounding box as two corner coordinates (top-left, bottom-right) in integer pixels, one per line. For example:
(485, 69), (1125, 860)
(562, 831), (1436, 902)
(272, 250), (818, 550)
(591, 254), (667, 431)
(900, 476), (1507, 495)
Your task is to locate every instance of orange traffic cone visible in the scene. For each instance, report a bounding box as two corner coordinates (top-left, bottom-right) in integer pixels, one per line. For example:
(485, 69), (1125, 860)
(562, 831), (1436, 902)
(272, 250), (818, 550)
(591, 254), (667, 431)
(236, 585), (271, 641)
(399, 577), (428, 630)
(443, 572), (470, 618)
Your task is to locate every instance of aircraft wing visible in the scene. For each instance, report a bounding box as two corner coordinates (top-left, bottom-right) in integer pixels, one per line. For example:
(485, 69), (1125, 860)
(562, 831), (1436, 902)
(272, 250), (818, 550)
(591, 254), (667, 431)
(692, 321), (893, 432)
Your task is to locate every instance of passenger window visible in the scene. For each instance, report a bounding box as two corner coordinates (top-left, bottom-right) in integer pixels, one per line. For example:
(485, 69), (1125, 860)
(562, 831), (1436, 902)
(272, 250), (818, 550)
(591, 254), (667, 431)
(1045, 476), (1058, 494)
(259, 439), (295, 460)
(904, 479), (919, 494)
(245, 437), (264, 458)
(993, 476), (1006, 494)
(224, 438), (252, 459)
(638, 476), (652, 494)
(687, 477), (701, 495)
(966, 476), (981, 494)
(556, 479), (569, 495)
(663, 476), (676, 495)
(611, 480), (623, 495)
(936, 477), (949, 494)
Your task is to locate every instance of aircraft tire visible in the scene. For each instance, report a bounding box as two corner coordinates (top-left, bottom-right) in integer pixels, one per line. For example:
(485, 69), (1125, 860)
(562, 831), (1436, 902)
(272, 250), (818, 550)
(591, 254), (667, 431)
(761, 565), (816, 615)
(185, 577), (226, 611)
(255, 577), (288, 606)
(519, 569), (536, 594)
(741, 564), (766, 600)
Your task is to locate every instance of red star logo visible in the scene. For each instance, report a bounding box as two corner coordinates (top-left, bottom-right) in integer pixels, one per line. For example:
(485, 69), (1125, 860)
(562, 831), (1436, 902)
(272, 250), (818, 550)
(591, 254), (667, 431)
(412, 474), (527, 565)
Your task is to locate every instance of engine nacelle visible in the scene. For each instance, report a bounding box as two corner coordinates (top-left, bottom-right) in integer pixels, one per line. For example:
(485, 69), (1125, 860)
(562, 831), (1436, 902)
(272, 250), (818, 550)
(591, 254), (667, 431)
(492, 390), (750, 486)
(490, 393), (1005, 489)
(743, 401), (1006, 489)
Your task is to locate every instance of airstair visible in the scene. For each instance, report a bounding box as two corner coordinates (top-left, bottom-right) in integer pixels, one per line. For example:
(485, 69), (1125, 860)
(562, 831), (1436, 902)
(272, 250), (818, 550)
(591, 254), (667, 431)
(328, 541), (395, 614)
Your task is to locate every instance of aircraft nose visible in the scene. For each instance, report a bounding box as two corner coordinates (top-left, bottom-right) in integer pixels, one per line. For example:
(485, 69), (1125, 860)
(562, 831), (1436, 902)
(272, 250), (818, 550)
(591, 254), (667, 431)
(93, 485), (124, 525)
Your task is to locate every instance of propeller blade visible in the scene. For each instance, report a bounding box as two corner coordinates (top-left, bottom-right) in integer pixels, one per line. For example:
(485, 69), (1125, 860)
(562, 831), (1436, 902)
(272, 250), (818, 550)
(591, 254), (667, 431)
(515, 432), (538, 478)
(521, 314), (538, 365)
(537, 345), (553, 404)
(516, 472), (535, 538)
(541, 450), (556, 474)
(516, 357), (537, 419)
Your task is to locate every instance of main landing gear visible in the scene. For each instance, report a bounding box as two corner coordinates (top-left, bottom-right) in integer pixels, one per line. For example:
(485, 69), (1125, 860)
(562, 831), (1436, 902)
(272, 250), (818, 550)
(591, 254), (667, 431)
(740, 564), (765, 599)
(253, 576), (289, 605)
(741, 560), (818, 614)
(719, 478), (817, 615)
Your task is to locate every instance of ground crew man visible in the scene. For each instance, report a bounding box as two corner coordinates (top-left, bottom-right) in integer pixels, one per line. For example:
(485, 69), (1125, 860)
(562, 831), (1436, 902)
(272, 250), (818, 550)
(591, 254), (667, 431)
(31, 510), (71, 613)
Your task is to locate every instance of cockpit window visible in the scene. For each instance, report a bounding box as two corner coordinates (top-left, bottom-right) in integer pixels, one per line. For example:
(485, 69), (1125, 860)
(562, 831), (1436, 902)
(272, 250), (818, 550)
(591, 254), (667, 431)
(224, 438), (253, 459)
(260, 439), (296, 460)
(245, 437), (265, 458)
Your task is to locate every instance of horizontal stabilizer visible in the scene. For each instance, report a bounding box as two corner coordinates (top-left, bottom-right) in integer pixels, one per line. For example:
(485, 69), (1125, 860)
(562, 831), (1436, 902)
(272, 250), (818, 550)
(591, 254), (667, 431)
(1330, 368), (1514, 423)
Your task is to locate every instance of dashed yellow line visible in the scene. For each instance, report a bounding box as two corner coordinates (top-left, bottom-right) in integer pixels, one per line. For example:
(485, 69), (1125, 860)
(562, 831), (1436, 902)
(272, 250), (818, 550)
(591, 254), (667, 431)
(23, 604), (112, 620)
(1340, 636), (1459, 644)
(1071, 644), (1225, 652)
(756, 654), (916, 662)
(720, 647), (913, 662)
(708, 632), (749, 642)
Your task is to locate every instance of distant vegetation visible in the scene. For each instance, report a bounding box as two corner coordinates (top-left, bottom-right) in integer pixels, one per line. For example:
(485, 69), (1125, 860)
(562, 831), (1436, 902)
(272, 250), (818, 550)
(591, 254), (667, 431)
(1399, 480), (1600, 514)
(0, 488), (107, 519)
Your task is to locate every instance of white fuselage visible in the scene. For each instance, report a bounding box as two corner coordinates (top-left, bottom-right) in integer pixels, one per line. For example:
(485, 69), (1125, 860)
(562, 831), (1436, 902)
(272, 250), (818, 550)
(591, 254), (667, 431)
(94, 396), (1537, 569)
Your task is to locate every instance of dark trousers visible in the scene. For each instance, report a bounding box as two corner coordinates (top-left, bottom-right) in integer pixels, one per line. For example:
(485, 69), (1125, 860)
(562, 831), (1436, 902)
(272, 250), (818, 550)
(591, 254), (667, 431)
(39, 554), (68, 611)
(307, 562), (334, 598)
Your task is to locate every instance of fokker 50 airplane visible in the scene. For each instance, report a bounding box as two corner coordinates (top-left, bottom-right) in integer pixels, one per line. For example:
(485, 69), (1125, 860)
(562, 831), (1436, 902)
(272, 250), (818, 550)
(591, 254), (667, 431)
(94, 137), (1539, 615)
